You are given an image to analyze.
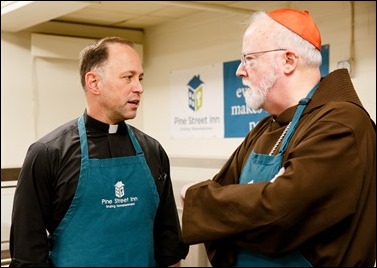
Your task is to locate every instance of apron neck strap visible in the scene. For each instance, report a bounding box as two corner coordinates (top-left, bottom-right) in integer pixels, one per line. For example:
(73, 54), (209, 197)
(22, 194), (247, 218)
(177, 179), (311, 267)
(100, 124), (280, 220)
(278, 83), (319, 153)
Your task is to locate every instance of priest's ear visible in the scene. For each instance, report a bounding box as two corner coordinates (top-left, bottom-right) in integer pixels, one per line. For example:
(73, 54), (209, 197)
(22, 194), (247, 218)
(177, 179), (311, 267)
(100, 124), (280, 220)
(85, 71), (101, 95)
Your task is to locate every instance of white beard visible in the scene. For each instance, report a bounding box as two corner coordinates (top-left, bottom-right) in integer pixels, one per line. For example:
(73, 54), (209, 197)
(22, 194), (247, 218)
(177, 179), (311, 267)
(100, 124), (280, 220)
(243, 70), (277, 110)
(243, 84), (267, 110)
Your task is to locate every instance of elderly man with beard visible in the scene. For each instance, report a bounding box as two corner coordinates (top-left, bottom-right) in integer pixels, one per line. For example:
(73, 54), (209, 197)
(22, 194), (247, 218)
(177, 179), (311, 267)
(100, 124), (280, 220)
(180, 8), (376, 267)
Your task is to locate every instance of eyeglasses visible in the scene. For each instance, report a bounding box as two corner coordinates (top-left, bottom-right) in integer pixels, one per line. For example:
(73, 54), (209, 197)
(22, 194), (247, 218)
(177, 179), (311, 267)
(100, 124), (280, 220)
(240, 48), (287, 67)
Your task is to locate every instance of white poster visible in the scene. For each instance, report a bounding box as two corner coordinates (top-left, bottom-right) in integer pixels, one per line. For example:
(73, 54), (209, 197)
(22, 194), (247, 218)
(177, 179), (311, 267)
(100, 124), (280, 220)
(170, 64), (223, 139)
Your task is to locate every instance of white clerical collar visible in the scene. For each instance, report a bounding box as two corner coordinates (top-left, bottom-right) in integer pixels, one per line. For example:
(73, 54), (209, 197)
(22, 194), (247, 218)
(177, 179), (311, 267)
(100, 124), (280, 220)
(108, 124), (118, 134)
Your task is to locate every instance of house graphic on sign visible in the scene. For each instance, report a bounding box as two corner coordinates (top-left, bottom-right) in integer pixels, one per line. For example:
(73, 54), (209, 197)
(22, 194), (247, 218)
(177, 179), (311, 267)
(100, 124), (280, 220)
(187, 75), (204, 112)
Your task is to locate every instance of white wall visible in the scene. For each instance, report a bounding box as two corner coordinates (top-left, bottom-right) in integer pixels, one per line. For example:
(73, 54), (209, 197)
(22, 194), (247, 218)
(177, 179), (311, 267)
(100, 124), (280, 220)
(1, 181), (16, 251)
(1, 32), (34, 168)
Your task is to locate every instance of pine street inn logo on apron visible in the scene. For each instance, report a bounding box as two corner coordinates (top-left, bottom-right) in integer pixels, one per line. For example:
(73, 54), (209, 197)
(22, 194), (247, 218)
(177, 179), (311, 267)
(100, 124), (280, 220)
(101, 181), (139, 209)
(115, 181), (125, 198)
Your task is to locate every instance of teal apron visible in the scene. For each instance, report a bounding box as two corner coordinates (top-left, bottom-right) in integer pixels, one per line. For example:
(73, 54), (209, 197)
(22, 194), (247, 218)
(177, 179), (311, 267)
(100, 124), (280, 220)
(49, 116), (160, 267)
(235, 85), (318, 267)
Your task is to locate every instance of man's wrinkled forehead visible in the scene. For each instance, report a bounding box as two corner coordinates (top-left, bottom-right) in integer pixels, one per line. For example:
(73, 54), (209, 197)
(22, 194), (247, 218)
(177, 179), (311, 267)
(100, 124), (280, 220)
(242, 20), (272, 51)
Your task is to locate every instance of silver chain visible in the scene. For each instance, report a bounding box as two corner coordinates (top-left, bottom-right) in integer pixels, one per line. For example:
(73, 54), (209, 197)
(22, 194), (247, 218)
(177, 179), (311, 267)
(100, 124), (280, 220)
(269, 122), (292, 156)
